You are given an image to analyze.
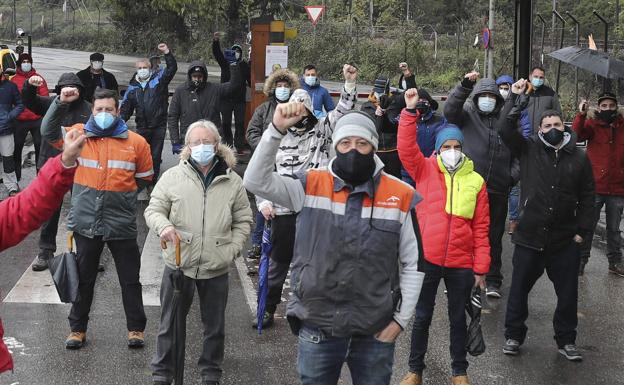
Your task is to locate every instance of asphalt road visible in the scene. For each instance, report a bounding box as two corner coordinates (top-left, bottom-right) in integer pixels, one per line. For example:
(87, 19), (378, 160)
(0, 46), (622, 385)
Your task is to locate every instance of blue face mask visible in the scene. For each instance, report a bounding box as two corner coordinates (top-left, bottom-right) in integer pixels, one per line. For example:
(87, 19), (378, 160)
(304, 76), (317, 87)
(191, 144), (215, 166)
(531, 78), (544, 88)
(275, 87), (290, 102)
(137, 68), (150, 80)
(477, 96), (497, 113)
(94, 112), (116, 130)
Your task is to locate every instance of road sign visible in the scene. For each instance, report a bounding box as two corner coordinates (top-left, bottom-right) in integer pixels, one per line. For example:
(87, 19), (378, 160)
(305, 6), (325, 26)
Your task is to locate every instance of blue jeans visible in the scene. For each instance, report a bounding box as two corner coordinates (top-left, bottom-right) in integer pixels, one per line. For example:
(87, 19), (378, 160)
(251, 211), (265, 246)
(408, 260), (474, 376)
(297, 325), (395, 385)
(508, 184), (520, 221)
(579, 194), (624, 265)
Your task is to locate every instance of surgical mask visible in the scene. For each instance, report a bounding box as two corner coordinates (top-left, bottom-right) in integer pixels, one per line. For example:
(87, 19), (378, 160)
(542, 128), (564, 146)
(597, 109), (618, 123)
(190, 143), (215, 166)
(91, 61), (103, 70)
(304, 76), (317, 87)
(275, 87), (290, 101)
(94, 112), (116, 130)
(332, 149), (376, 186)
(20, 63), (32, 73)
(531, 78), (544, 88)
(477, 96), (496, 113)
(499, 89), (510, 99)
(439, 149), (463, 170)
(137, 68), (150, 80)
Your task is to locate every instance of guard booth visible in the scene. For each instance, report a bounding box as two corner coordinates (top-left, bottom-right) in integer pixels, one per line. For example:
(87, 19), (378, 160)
(245, 17), (294, 127)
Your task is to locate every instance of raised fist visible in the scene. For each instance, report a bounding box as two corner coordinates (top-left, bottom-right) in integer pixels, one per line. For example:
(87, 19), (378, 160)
(343, 64), (358, 82)
(60, 87), (80, 103)
(273, 102), (308, 133)
(61, 128), (87, 167)
(158, 43), (170, 54)
(404, 88), (420, 109)
(28, 75), (44, 87)
(464, 71), (480, 83)
(512, 79), (528, 95)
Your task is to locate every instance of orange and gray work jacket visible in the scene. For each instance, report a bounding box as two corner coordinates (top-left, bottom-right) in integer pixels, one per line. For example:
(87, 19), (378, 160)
(41, 99), (153, 240)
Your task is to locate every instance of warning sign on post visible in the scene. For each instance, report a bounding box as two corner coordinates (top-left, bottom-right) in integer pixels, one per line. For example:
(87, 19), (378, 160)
(304, 6), (325, 26)
(265, 45), (289, 77)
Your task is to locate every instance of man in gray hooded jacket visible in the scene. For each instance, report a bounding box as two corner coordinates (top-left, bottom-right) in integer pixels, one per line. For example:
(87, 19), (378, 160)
(444, 71), (516, 298)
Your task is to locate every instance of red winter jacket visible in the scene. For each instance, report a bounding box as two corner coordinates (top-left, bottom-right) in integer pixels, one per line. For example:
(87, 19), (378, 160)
(397, 109), (491, 273)
(0, 155), (77, 374)
(10, 68), (49, 121)
(572, 109), (624, 195)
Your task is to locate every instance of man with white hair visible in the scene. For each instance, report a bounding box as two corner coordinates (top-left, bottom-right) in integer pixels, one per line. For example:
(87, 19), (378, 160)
(244, 103), (424, 385)
(145, 120), (252, 385)
(252, 64), (359, 329)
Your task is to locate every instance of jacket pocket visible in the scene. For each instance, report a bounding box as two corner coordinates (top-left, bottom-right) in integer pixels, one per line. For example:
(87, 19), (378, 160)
(163, 229), (196, 268)
(205, 235), (235, 270)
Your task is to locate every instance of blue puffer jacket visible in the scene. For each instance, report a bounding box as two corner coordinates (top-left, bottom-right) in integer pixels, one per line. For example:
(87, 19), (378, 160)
(0, 79), (24, 136)
(300, 77), (335, 118)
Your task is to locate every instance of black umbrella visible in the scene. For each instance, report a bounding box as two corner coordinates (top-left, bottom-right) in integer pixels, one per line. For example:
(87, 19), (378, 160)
(49, 233), (79, 303)
(465, 287), (486, 356)
(161, 238), (184, 385)
(548, 46), (624, 79)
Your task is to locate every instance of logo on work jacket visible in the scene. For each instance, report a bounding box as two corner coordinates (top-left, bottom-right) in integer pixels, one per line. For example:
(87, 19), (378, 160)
(377, 195), (401, 207)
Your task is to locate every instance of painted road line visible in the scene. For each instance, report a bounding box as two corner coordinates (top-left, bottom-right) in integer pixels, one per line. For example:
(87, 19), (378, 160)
(139, 232), (165, 307)
(234, 256), (258, 315)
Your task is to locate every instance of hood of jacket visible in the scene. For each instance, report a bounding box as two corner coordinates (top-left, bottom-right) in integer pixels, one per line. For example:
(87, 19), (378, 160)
(263, 69), (300, 96)
(470, 78), (505, 114)
(54, 72), (85, 96)
(186, 60), (208, 82)
(180, 141), (237, 168)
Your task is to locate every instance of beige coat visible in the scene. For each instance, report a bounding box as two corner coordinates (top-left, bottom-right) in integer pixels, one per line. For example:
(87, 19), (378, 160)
(145, 145), (252, 279)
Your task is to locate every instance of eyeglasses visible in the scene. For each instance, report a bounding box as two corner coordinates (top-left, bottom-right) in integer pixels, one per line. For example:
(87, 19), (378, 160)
(189, 139), (217, 147)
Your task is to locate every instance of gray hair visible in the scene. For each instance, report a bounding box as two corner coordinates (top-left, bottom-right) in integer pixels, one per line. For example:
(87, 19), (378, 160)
(180, 120), (221, 159)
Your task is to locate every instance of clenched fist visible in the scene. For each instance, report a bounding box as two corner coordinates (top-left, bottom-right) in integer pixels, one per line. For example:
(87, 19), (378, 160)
(272, 102), (308, 133)
(512, 79), (528, 95)
(464, 71), (480, 83)
(404, 88), (420, 109)
(61, 128), (86, 167)
(343, 64), (358, 82)
(158, 43), (170, 54)
(28, 75), (44, 87)
(60, 87), (80, 104)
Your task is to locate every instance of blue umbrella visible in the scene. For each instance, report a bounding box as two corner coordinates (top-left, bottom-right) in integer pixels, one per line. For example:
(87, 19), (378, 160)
(256, 221), (272, 335)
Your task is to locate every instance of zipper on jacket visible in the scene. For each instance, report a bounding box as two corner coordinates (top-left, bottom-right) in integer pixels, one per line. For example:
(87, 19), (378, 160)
(442, 172), (455, 269)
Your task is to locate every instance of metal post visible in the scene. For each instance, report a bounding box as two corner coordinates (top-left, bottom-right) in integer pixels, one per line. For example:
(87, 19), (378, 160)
(487, 0), (495, 79)
(96, 4), (101, 40)
(566, 11), (580, 107)
(552, 10), (565, 93)
(515, 0), (533, 79)
(406, 0), (410, 21)
(593, 10), (610, 92)
(369, 0), (374, 37)
(454, 16), (461, 62)
(72, 7), (76, 39)
(51, 5), (54, 33)
(12, 0), (16, 37)
(536, 14), (546, 65)
(29, 3), (33, 35)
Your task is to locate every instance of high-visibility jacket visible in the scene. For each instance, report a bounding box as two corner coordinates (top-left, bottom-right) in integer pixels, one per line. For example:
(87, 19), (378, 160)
(398, 109), (491, 274)
(49, 120), (154, 240)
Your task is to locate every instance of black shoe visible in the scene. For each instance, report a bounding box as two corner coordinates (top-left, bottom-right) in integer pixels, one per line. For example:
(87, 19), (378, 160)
(608, 262), (624, 277)
(558, 344), (583, 361)
(579, 260), (587, 276)
(486, 286), (501, 299)
(503, 338), (520, 355)
(247, 244), (261, 259)
(252, 311), (274, 329)
(98, 263), (105, 272)
(32, 251), (53, 272)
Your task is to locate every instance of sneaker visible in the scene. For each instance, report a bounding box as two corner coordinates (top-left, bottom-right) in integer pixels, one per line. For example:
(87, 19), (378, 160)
(247, 244), (261, 259)
(608, 262), (624, 277)
(127, 331), (144, 348)
(252, 311), (274, 329)
(451, 375), (471, 385)
(97, 263), (105, 272)
(486, 286), (501, 299)
(32, 251), (53, 272)
(65, 331), (86, 349)
(558, 344), (583, 361)
(503, 338), (521, 355)
(8, 189), (19, 197)
(399, 371), (423, 385)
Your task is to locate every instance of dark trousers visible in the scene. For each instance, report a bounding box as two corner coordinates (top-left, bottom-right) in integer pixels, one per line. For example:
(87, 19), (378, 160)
(13, 118), (41, 181)
(251, 210), (265, 246)
(38, 203), (62, 254)
(266, 213), (297, 313)
(220, 99), (246, 148)
(504, 242), (580, 348)
(580, 194), (624, 265)
(137, 126), (166, 183)
(377, 150), (402, 179)
(151, 268), (228, 384)
(408, 260), (474, 376)
(486, 192), (509, 289)
(69, 233), (146, 332)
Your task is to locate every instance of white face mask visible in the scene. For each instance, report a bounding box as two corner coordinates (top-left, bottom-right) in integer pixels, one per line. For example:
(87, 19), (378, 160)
(304, 76), (317, 87)
(137, 68), (150, 80)
(499, 89), (510, 99)
(20, 63), (32, 73)
(440, 149), (463, 170)
(91, 61), (103, 70)
(477, 96), (496, 113)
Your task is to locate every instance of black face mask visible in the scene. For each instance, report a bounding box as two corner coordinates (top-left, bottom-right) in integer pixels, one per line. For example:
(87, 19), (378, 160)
(293, 114), (317, 131)
(597, 109), (618, 123)
(332, 149), (376, 186)
(191, 79), (204, 90)
(415, 101), (431, 117)
(543, 128), (564, 146)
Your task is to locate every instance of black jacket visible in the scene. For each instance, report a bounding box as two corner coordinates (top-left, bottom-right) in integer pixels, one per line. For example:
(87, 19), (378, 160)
(498, 93), (595, 252)
(360, 93), (404, 151)
(246, 98), (277, 150)
(76, 67), (118, 102)
(120, 52), (177, 130)
(22, 73), (91, 168)
(167, 61), (243, 145)
(212, 40), (250, 103)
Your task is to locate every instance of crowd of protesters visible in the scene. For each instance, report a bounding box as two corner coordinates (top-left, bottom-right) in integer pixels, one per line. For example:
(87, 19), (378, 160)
(0, 34), (622, 385)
